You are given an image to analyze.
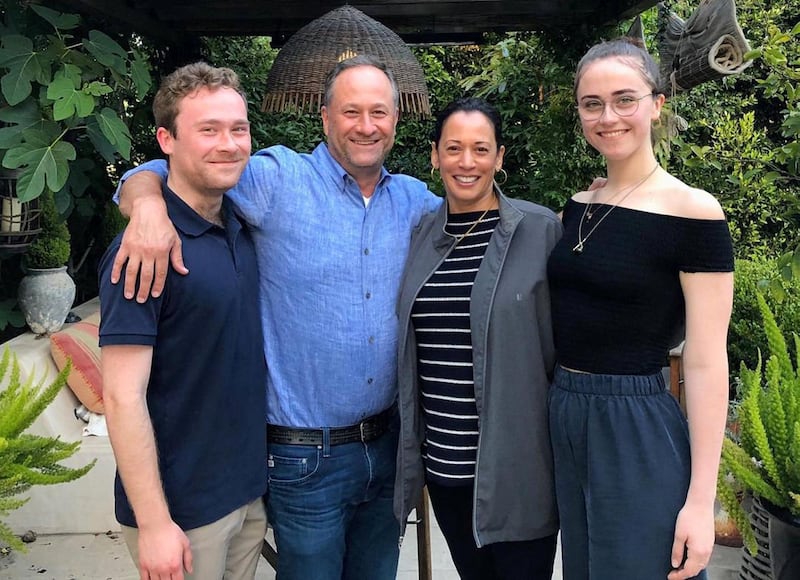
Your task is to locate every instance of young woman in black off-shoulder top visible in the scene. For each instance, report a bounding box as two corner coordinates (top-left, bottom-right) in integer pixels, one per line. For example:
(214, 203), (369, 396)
(547, 38), (734, 580)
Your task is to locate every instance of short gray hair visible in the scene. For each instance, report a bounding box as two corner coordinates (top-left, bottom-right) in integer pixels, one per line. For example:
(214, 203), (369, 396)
(323, 55), (400, 109)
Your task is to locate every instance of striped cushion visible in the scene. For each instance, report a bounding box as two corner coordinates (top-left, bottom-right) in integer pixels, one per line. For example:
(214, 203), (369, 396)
(50, 312), (103, 414)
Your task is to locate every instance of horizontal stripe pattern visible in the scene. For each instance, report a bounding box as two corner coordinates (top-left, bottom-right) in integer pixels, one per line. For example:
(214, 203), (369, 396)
(411, 209), (498, 484)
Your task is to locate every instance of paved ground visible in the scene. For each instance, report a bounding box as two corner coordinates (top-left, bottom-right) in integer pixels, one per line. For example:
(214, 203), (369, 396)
(0, 517), (745, 580)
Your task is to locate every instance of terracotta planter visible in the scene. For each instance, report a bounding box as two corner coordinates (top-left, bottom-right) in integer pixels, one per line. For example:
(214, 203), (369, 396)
(18, 266), (75, 335)
(764, 499), (800, 580)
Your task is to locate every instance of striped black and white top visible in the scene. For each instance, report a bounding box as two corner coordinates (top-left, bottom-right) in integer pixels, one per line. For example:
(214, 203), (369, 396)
(411, 208), (499, 486)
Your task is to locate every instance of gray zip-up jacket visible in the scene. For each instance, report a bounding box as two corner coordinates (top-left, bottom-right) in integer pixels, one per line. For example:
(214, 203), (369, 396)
(394, 191), (562, 547)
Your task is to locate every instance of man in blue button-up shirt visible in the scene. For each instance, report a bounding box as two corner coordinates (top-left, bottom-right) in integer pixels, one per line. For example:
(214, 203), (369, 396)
(112, 56), (441, 579)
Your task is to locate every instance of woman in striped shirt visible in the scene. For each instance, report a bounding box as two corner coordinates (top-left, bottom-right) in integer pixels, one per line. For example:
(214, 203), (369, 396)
(394, 98), (562, 579)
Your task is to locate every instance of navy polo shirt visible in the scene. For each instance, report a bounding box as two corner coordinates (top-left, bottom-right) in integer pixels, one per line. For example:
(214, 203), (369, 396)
(98, 185), (267, 531)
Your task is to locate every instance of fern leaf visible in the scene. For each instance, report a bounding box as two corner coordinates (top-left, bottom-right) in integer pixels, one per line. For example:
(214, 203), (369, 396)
(758, 292), (793, 380)
(0, 349), (93, 551)
(717, 466), (757, 554)
(722, 439), (783, 506)
(0, 517), (24, 551)
(764, 356), (790, 492)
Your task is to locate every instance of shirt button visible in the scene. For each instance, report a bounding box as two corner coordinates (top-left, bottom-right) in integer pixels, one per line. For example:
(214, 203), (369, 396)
(368, 336), (375, 344)
(365, 292), (371, 299)
(364, 248), (370, 255)
(367, 378), (374, 384)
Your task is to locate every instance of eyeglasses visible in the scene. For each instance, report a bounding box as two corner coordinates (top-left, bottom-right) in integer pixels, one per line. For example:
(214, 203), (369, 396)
(576, 93), (656, 121)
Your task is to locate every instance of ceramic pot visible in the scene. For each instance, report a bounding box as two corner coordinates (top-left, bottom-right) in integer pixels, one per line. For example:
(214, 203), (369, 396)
(764, 499), (800, 580)
(18, 266), (75, 335)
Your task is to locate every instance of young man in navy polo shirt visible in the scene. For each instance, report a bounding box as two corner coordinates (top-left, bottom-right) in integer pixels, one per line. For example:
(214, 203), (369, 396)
(98, 62), (267, 580)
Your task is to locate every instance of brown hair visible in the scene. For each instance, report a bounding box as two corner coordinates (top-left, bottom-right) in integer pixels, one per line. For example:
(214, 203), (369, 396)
(574, 37), (662, 96)
(153, 62), (246, 136)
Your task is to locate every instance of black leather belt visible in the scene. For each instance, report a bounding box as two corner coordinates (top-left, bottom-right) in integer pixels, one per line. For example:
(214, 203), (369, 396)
(267, 405), (395, 446)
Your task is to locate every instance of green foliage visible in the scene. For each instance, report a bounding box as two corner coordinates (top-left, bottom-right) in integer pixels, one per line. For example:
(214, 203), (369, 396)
(671, 109), (789, 256)
(390, 45), (467, 181)
(24, 190), (69, 268)
(0, 348), (95, 551)
(193, 1), (799, 255)
(0, 298), (23, 331)
(729, 257), (800, 375)
(718, 293), (800, 554)
(459, 32), (607, 208)
(198, 38), (472, 181)
(0, 3), (152, 204)
(661, 0), (800, 259)
(98, 202), (128, 250)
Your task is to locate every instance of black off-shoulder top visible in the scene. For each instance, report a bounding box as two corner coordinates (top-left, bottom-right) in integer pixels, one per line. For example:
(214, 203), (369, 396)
(547, 198), (734, 375)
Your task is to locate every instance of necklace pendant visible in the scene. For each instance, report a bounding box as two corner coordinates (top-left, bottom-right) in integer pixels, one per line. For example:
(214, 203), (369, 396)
(572, 241), (584, 254)
(586, 211), (593, 220)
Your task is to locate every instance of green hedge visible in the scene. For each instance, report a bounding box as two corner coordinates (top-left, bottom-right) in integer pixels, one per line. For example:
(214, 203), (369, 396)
(729, 256), (800, 376)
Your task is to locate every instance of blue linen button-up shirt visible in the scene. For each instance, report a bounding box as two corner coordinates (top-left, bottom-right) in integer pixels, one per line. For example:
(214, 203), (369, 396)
(120, 143), (442, 428)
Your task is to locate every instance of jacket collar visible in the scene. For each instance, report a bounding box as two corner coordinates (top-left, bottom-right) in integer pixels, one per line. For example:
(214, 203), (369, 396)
(432, 185), (524, 251)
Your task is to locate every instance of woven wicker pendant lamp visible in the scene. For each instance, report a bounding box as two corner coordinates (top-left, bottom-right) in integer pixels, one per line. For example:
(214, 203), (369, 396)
(261, 5), (431, 118)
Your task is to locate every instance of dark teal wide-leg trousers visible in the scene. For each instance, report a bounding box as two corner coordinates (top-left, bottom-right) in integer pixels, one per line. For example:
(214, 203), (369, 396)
(549, 367), (707, 580)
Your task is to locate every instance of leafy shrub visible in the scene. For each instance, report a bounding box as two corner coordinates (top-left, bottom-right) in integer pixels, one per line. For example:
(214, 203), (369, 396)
(729, 256), (800, 375)
(24, 191), (70, 269)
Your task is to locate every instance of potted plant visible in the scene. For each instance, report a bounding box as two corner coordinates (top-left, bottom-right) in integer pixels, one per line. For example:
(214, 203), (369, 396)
(718, 292), (800, 579)
(16, 191), (74, 335)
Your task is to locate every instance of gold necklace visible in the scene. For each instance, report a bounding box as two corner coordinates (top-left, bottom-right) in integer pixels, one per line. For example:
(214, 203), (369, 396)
(450, 206), (492, 246)
(572, 164), (659, 254)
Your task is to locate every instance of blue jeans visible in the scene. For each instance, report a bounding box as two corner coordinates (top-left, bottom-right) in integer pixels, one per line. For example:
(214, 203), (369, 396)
(266, 420), (400, 580)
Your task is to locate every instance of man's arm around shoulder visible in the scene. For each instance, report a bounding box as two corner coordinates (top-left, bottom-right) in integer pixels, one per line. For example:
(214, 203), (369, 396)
(113, 162), (187, 302)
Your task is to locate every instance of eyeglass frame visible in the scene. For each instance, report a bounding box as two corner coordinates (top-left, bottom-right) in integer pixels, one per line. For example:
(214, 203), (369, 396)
(576, 92), (658, 121)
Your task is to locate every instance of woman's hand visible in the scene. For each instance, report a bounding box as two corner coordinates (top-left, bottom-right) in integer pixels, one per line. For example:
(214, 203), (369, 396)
(667, 500), (715, 579)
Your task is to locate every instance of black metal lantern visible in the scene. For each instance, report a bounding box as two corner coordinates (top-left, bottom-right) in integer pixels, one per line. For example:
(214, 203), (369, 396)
(0, 169), (42, 253)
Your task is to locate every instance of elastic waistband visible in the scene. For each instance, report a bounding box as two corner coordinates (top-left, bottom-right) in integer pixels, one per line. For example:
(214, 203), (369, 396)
(554, 366), (666, 396)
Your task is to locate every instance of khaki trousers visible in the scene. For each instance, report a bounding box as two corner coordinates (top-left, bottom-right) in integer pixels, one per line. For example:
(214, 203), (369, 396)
(121, 496), (267, 580)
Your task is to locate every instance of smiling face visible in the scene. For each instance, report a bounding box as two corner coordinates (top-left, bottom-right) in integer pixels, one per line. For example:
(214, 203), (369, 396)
(576, 56), (664, 163)
(321, 65), (398, 189)
(432, 110), (505, 213)
(157, 86), (251, 199)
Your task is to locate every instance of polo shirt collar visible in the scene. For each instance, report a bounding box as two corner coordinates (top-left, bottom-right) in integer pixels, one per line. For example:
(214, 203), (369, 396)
(311, 143), (392, 193)
(163, 184), (237, 238)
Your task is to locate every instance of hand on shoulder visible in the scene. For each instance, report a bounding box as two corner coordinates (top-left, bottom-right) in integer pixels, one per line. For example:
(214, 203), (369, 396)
(571, 189), (594, 203)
